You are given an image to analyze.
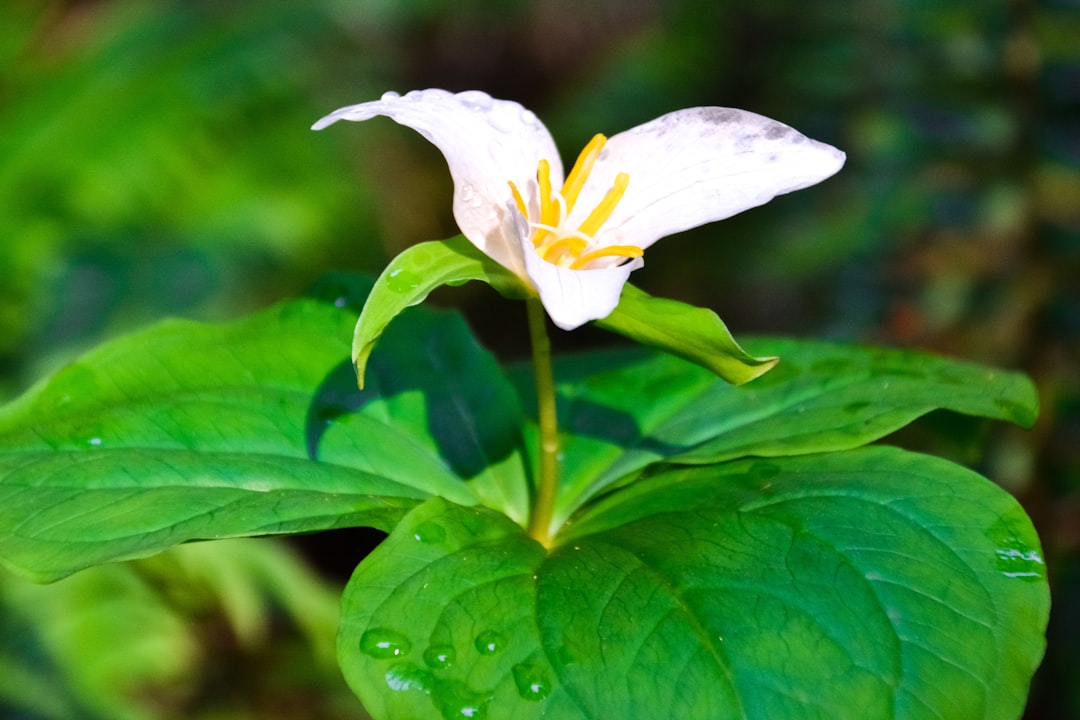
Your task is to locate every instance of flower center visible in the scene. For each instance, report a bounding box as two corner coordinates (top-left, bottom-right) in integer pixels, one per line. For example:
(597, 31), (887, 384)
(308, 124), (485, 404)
(508, 134), (642, 270)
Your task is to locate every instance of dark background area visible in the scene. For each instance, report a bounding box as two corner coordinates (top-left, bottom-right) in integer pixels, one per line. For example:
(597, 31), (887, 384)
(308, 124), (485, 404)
(0, 1), (1076, 718)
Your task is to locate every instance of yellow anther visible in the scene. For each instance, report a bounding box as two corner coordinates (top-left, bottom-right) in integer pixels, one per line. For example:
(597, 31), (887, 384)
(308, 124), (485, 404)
(569, 244), (644, 270)
(561, 134), (606, 216)
(539, 237), (588, 265)
(531, 159), (560, 248)
(576, 172), (629, 238)
(537, 159), (561, 229)
(508, 181), (528, 218)
(510, 135), (639, 271)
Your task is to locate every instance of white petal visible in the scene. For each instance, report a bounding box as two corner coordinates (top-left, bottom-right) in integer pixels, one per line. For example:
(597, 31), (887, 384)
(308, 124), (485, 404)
(313, 89), (562, 276)
(565, 107), (846, 250)
(522, 242), (644, 330)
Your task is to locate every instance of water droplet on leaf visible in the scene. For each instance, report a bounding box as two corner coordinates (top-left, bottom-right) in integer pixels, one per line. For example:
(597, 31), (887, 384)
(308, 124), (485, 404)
(360, 628), (412, 659)
(434, 679), (490, 719)
(474, 630), (506, 655)
(385, 662), (432, 693)
(423, 644), (456, 669)
(413, 521), (447, 544)
(511, 662), (552, 701)
(386, 267), (422, 294)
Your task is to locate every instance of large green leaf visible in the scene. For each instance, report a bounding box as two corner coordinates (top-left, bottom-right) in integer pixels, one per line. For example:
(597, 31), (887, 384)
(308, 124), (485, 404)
(337, 447), (1048, 720)
(511, 338), (1038, 528)
(0, 277), (530, 582)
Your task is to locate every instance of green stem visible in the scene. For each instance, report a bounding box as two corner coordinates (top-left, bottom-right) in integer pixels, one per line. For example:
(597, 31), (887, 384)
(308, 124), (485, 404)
(526, 297), (559, 547)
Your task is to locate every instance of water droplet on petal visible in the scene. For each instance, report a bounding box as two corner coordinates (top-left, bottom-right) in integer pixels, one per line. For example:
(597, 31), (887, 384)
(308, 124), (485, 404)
(459, 184), (484, 209)
(458, 90), (493, 112)
(423, 644), (455, 669)
(511, 661), (552, 701)
(519, 109), (538, 126)
(360, 628), (412, 659)
(381, 91), (401, 101)
(474, 630), (506, 655)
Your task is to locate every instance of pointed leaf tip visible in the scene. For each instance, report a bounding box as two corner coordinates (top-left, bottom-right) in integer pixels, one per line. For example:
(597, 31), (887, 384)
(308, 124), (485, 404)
(595, 283), (777, 385)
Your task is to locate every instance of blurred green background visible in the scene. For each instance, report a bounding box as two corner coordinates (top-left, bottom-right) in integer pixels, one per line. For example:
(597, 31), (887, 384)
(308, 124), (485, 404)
(0, 0), (1076, 718)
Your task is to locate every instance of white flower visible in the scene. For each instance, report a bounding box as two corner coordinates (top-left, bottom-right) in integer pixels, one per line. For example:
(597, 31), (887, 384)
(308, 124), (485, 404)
(313, 89), (845, 330)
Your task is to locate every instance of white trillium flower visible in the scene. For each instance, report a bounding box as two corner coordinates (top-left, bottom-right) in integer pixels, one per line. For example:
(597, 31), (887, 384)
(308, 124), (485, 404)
(313, 89), (845, 331)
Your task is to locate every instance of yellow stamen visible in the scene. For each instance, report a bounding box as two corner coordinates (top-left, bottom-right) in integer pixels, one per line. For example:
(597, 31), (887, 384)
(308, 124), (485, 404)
(540, 237), (588, 265)
(508, 181), (528, 218)
(532, 159), (560, 248)
(511, 136), (641, 271)
(537, 160), (560, 229)
(576, 172), (629, 238)
(560, 134), (606, 216)
(569, 244), (644, 270)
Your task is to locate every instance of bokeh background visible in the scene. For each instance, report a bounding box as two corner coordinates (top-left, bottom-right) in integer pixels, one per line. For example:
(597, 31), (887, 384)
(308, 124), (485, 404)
(1, 1), (1077, 718)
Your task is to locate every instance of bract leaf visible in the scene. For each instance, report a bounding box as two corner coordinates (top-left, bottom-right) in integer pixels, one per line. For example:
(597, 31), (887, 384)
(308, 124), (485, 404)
(510, 338), (1038, 529)
(0, 276), (530, 582)
(594, 283), (777, 384)
(352, 235), (524, 388)
(337, 447), (1047, 720)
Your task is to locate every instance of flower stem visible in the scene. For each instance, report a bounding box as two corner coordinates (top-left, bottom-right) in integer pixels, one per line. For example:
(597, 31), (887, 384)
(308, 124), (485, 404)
(525, 297), (559, 547)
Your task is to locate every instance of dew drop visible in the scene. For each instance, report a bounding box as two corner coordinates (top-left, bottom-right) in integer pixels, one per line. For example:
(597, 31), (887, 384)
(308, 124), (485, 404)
(434, 679), (490, 719)
(511, 662), (552, 702)
(88, 437), (103, 447)
(360, 628), (412, 659)
(385, 267), (422, 294)
(423, 643), (456, 669)
(458, 90), (493, 111)
(459, 184), (483, 208)
(385, 662), (432, 693)
(473, 630), (506, 655)
(994, 547), (1045, 581)
(381, 91), (401, 101)
(413, 520), (447, 545)
(519, 109), (538, 126)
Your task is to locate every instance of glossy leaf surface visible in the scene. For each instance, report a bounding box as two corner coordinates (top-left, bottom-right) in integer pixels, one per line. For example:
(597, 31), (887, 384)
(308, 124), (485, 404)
(337, 447), (1048, 720)
(511, 339), (1038, 527)
(0, 277), (530, 581)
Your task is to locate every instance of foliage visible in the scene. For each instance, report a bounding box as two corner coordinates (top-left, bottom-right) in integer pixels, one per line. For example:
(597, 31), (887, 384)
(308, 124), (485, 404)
(0, 275), (1047, 719)
(1, 0), (1075, 717)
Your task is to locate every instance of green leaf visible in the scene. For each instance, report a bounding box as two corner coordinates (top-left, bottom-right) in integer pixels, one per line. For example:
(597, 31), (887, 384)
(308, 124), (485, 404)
(511, 338), (1038, 528)
(337, 447), (1048, 720)
(0, 276), (530, 582)
(352, 236), (524, 388)
(595, 283), (777, 384)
